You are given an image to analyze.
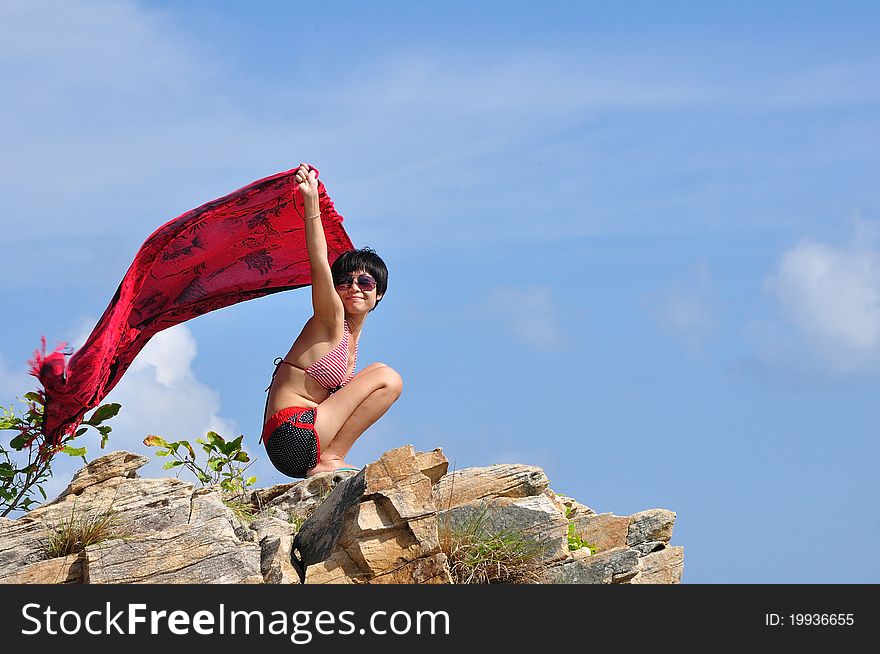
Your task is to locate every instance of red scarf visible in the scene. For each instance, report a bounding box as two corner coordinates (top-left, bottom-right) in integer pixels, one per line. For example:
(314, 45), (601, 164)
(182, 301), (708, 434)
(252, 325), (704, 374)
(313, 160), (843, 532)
(28, 167), (354, 454)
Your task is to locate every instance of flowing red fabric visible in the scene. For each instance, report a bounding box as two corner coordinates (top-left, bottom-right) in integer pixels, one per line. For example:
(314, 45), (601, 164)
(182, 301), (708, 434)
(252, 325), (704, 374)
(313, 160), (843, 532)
(28, 167), (354, 453)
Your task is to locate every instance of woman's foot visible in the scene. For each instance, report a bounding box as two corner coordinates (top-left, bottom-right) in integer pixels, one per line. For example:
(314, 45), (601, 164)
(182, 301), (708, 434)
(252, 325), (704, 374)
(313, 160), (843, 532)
(305, 458), (359, 477)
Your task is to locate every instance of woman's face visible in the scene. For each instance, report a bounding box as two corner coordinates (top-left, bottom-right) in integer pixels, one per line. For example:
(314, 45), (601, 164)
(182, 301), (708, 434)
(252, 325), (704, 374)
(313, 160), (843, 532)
(335, 269), (382, 312)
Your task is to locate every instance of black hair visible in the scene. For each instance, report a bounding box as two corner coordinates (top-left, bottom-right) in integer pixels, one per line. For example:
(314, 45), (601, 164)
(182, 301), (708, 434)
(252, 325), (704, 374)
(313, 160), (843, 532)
(331, 247), (388, 311)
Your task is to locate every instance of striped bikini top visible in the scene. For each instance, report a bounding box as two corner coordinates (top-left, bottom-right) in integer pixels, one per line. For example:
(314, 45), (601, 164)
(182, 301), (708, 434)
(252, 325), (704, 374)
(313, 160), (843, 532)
(304, 320), (358, 390)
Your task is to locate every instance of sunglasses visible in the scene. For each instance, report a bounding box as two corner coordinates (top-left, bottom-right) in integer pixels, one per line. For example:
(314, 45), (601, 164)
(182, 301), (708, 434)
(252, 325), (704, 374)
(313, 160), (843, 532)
(334, 273), (377, 292)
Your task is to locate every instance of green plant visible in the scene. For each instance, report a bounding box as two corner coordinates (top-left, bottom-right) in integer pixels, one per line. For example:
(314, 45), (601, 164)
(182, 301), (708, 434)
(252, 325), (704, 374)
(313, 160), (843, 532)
(567, 522), (597, 553)
(438, 507), (547, 584)
(143, 431), (257, 496)
(0, 395), (121, 517)
(44, 503), (122, 559)
(561, 501), (598, 553)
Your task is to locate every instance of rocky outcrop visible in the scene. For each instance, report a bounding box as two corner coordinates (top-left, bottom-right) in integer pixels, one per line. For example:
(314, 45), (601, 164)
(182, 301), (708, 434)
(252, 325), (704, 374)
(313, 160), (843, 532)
(0, 448), (684, 584)
(433, 463), (551, 508)
(543, 508), (683, 584)
(289, 446), (451, 584)
(439, 493), (570, 565)
(0, 451), (262, 584)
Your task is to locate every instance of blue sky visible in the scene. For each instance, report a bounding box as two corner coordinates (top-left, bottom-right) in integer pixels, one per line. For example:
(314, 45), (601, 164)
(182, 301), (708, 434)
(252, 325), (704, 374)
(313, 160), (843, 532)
(2, 0), (879, 583)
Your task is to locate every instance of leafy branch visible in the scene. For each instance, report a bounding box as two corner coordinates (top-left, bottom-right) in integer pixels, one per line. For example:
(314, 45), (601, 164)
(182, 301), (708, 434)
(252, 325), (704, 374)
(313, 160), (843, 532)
(143, 431), (256, 496)
(0, 395), (120, 518)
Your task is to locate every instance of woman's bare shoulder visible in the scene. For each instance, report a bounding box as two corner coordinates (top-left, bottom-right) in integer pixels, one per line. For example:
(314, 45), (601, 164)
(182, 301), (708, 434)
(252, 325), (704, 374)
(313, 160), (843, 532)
(282, 315), (345, 361)
(300, 314), (346, 341)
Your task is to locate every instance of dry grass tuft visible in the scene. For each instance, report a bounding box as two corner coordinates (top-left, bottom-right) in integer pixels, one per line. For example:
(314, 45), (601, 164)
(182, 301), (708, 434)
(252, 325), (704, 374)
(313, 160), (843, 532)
(223, 496), (257, 524)
(439, 508), (547, 584)
(44, 505), (123, 559)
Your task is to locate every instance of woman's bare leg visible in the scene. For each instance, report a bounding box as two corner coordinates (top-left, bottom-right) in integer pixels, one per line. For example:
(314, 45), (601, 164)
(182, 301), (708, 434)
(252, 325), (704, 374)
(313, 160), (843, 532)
(321, 383), (400, 461)
(307, 363), (402, 475)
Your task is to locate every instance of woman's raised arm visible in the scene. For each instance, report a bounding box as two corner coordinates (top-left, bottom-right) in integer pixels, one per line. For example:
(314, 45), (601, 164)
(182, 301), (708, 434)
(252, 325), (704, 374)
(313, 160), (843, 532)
(295, 163), (343, 327)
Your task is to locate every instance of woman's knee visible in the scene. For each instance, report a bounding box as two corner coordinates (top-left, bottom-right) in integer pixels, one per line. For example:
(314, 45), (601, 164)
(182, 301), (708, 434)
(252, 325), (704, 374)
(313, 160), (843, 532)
(376, 365), (403, 397)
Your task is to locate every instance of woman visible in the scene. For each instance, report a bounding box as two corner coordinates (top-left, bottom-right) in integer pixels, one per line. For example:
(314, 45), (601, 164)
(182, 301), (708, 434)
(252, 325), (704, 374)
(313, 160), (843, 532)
(261, 163), (402, 478)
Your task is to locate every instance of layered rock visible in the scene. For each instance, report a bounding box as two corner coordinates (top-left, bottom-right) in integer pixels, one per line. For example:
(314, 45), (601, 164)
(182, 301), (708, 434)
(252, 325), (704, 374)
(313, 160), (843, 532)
(0, 451), (262, 584)
(433, 463), (550, 509)
(544, 507), (683, 584)
(0, 448), (684, 585)
(295, 445), (452, 584)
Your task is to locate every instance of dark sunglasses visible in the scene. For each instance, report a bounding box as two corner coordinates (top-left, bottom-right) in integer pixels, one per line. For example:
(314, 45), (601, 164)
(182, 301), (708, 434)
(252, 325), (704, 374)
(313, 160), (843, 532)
(334, 273), (377, 292)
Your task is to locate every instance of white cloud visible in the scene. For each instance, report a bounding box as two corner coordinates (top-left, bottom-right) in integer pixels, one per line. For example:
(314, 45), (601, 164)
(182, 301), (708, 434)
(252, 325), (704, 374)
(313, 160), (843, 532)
(483, 285), (567, 350)
(102, 324), (239, 447)
(2, 323), (243, 514)
(63, 323), (240, 481)
(645, 261), (715, 354)
(763, 219), (880, 375)
(129, 325), (198, 387)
